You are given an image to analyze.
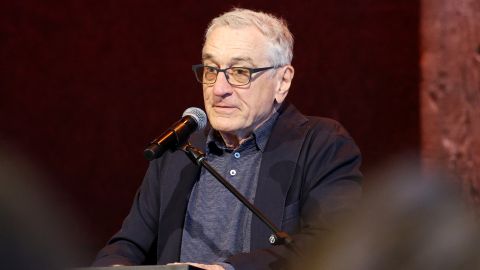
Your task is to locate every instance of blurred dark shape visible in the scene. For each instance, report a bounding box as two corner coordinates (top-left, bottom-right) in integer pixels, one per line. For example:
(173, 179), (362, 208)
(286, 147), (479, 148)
(0, 143), (87, 270)
(296, 156), (480, 270)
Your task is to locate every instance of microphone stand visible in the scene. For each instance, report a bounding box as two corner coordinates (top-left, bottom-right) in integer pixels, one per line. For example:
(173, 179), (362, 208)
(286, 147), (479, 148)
(180, 143), (303, 257)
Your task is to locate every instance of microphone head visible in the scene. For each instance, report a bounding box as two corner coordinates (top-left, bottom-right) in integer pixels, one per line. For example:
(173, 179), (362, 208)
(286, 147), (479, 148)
(182, 107), (207, 130)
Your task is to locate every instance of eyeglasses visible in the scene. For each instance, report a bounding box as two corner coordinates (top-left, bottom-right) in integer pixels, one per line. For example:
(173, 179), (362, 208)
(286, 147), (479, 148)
(192, 64), (275, 86)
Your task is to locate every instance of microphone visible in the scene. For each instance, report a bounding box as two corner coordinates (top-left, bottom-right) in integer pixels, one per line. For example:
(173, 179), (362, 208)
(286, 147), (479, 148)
(143, 107), (207, 160)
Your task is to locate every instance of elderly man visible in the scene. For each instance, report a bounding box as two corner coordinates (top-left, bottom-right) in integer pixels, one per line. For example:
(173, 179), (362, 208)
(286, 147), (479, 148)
(93, 8), (362, 270)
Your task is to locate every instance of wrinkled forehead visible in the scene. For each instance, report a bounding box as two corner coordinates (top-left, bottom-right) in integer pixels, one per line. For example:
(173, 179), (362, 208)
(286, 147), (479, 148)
(202, 26), (272, 66)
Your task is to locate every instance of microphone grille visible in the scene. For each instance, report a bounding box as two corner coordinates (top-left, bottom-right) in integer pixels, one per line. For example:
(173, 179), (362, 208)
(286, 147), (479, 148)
(183, 107), (207, 130)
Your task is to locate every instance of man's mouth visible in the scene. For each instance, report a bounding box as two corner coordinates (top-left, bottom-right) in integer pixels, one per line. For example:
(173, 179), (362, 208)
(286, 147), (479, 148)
(212, 105), (236, 113)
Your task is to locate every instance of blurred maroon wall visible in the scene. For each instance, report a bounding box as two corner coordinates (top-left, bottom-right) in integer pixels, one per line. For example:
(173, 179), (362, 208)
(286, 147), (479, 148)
(0, 0), (419, 264)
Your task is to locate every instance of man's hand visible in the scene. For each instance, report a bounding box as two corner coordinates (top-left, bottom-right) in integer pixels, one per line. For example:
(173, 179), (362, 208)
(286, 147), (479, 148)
(168, 262), (225, 270)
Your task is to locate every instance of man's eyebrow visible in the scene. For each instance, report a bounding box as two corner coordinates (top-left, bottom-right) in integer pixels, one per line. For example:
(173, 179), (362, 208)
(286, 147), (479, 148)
(231, 56), (254, 64)
(201, 54), (254, 65)
(202, 53), (214, 61)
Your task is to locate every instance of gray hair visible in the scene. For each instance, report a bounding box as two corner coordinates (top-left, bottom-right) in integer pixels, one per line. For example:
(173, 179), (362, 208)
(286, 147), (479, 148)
(205, 8), (294, 67)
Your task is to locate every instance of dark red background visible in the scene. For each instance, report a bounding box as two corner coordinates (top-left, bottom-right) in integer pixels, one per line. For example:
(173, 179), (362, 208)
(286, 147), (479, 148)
(1, 0), (419, 264)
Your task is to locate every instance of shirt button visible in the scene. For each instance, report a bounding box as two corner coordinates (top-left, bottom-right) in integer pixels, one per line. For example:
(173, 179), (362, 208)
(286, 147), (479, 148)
(234, 152), (241, 159)
(229, 169), (237, 176)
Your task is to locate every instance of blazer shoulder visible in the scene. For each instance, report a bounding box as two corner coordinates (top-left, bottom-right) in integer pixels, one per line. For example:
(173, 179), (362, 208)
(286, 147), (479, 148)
(304, 116), (354, 140)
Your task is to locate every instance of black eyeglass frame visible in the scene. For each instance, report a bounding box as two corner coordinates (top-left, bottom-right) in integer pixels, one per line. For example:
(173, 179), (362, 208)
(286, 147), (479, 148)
(192, 64), (276, 86)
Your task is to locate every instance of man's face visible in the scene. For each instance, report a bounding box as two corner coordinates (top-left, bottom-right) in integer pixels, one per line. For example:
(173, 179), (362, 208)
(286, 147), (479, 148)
(201, 26), (290, 139)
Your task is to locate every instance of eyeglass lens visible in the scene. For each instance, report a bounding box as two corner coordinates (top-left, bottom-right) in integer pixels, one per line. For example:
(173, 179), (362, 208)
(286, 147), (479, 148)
(196, 66), (251, 86)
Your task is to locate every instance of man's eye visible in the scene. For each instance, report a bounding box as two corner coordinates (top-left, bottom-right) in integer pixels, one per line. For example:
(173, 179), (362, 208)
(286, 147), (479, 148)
(205, 67), (217, 73)
(233, 68), (250, 76)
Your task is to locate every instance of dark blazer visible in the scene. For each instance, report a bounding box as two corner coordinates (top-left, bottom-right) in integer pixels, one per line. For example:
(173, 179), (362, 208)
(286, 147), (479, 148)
(93, 102), (362, 269)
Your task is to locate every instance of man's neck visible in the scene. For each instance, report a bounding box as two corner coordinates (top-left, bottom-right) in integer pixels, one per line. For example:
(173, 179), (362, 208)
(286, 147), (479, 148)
(218, 105), (280, 149)
(218, 130), (251, 150)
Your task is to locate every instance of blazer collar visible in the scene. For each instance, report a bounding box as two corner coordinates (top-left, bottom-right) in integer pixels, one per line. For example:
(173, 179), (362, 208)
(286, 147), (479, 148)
(250, 102), (309, 250)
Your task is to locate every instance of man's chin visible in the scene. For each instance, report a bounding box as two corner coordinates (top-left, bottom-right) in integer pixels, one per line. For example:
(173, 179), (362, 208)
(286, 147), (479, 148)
(209, 120), (240, 133)
(211, 125), (239, 133)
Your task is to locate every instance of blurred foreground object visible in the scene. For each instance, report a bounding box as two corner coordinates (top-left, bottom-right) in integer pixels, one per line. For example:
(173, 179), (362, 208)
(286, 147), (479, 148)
(297, 158), (480, 270)
(0, 143), (87, 270)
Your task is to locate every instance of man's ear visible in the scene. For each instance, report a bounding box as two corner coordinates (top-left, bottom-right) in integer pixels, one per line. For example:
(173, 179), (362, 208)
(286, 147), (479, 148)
(274, 65), (294, 103)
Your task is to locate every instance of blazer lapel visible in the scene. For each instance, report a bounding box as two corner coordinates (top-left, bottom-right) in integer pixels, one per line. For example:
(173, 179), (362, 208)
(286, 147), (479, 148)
(250, 103), (309, 250)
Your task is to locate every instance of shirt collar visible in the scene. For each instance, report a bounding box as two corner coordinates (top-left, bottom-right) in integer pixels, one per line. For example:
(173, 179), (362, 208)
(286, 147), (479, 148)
(206, 111), (279, 153)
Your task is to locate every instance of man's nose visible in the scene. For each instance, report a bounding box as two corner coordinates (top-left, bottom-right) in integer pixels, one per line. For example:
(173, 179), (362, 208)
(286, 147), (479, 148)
(212, 71), (234, 96)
